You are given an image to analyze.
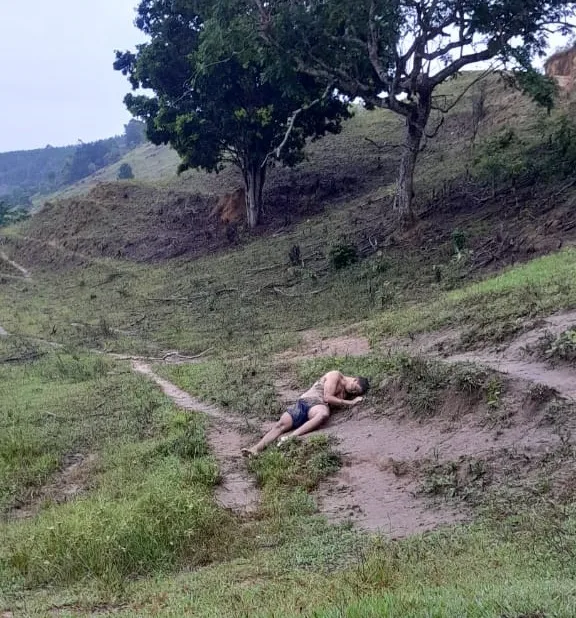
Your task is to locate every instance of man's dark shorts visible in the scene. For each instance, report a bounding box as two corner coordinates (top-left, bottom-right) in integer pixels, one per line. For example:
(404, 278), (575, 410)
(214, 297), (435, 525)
(288, 399), (311, 429)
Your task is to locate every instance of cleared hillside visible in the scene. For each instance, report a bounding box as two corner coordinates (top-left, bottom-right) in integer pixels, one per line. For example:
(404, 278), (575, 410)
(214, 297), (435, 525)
(2, 72), (576, 617)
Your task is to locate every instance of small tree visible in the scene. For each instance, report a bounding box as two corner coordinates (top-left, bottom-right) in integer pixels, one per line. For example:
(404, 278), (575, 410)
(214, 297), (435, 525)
(254, 0), (575, 224)
(124, 119), (146, 149)
(114, 0), (350, 228)
(118, 163), (135, 180)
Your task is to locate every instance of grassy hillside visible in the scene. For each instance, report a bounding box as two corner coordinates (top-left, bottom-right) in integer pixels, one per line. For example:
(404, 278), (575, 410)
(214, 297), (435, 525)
(2, 72), (576, 617)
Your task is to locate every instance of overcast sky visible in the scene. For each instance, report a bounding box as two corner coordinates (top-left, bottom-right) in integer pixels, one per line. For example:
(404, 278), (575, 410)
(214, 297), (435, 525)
(0, 2), (572, 154)
(0, 0), (145, 153)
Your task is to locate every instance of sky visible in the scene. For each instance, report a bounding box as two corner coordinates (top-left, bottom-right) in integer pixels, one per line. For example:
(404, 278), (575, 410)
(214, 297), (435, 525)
(0, 0), (146, 153)
(0, 2), (572, 154)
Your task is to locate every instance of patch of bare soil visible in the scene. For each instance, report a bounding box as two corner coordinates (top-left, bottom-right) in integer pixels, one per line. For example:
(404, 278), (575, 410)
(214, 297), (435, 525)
(132, 361), (259, 514)
(277, 330), (371, 362)
(441, 310), (576, 400)
(274, 370), (565, 536)
(0, 325), (8, 336)
(321, 403), (560, 535)
(9, 453), (98, 520)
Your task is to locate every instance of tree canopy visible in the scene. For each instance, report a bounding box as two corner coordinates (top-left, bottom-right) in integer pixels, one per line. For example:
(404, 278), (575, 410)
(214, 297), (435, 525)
(114, 0), (351, 227)
(253, 0), (575, 222)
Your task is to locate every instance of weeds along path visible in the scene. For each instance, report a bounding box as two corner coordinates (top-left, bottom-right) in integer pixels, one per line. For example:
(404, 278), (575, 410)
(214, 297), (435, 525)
(0, 249), (32, 279)
(131, 361), (260, 514)
(412, 310), (576, 401)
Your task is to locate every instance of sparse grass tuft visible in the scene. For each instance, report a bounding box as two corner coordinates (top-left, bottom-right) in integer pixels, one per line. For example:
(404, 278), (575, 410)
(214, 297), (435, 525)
(298, 354), (504, 419)
(158, 359), (283, 420)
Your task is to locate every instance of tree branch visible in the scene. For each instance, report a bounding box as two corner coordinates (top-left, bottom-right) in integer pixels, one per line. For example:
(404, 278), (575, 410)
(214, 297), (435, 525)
(430, 47), (495, 87)
(431, 65), (497, 114)
(261, 81), (335, 169)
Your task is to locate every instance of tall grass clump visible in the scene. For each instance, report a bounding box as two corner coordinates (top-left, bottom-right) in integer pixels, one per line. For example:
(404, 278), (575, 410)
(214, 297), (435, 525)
(4, 458), (231, 588)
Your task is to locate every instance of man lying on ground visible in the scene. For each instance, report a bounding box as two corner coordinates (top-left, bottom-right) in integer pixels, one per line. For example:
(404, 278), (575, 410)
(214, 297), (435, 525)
(242, 370), (369, 457)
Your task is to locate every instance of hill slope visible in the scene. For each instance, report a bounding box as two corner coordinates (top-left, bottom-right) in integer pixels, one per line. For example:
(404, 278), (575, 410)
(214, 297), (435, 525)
(2, 72), (576, 617)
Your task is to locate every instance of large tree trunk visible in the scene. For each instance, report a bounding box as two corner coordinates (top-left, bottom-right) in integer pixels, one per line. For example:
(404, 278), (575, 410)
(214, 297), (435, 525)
(244, 164), (267, 228)
(394, 93), (432, 226)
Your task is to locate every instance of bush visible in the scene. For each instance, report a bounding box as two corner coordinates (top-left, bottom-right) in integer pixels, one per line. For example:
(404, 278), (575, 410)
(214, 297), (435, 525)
(329, 242), (358, 270)
(117, 163), (134, 180)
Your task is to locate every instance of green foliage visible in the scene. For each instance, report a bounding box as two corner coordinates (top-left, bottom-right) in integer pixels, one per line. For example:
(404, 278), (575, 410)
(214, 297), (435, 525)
(329, 242), (358, 270)
(541, 328), (576, 363)
(114, 0), (351, 226)
(124, 119), (146, 148)
(118, 163), (135, 180)
(63, 138), (123, 184)
(255, 0), (574, 217)
(473, 128), (529, 186)
(512, 68), (559, 113)
(0, 144), (75, 204)
(451, 228), (467, 254)
(0, 202), (30, 227)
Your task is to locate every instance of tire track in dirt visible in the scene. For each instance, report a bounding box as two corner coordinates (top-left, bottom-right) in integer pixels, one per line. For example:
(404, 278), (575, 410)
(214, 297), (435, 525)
(131, 361), (259, 514)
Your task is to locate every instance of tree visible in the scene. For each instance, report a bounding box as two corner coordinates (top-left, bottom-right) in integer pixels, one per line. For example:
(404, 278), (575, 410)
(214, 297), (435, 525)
(118, 163), (135, 179)
(254, 0), (575, 224)
(124, 119), (146, 148)
(114, 0), (351, 228)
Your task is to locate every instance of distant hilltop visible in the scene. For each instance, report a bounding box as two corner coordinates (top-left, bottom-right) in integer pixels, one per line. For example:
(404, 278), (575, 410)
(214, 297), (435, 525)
(545, 44), (576, 92)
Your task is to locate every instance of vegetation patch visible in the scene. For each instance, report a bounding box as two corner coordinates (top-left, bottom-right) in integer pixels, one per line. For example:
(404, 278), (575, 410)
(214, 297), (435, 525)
(297, 354), (504, 419)
(538, 328), (576, 364)
(370, 249), (576, 348)
(0, 351), (236, 589)
(158, 359), (283, 420)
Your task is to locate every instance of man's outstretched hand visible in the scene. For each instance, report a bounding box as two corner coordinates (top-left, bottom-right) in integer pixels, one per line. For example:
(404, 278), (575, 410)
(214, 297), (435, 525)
(351, 396), (364, 406)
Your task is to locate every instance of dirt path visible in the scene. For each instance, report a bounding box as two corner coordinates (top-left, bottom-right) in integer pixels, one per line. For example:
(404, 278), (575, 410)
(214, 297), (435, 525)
(440, 310), (576, 400)
(274, 372), (561, 536)
(320, 407), (558, 534)
(0, 249), (32, 279)
(131, 361), (259, 514)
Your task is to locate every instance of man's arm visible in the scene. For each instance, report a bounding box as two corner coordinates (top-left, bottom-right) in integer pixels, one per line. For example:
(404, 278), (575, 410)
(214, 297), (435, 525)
(323, 371), (363, 407)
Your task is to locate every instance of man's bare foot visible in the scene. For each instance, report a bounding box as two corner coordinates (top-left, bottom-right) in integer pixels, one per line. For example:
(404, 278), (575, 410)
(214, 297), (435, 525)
(241, 447), (258, 458)
(278, 435), (300, 448)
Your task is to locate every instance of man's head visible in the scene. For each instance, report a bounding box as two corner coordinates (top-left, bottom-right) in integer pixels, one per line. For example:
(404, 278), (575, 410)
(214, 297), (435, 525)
(346, 376), (370, 396)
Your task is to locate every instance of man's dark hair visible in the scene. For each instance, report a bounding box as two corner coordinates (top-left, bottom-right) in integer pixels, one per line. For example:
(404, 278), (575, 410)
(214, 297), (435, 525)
(357, 377), (370, 395)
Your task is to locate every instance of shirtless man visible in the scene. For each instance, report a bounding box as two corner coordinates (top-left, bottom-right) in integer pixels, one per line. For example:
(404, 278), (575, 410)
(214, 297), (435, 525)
(242, 371), (369, 457)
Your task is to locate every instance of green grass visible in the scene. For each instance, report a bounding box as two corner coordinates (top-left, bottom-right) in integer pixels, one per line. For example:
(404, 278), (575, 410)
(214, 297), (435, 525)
(2, 73), (576, 618)
(8, 510), (576, 617)
(0, 346), (155, 510)
(157, 359), (284, 421)
(369, 248), (576, 347)
(0, 348), (235, 589)
(297, 354), (504, 419)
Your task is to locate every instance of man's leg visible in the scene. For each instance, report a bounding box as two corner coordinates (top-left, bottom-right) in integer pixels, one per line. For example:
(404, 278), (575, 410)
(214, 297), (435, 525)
(242, 412), (293, 456)
(289, 405), (330, 438)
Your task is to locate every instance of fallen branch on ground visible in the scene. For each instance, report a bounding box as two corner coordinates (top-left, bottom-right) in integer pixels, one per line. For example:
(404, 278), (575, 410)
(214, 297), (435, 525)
(272, 287), (326, 298)
(162, 347), (214, 361)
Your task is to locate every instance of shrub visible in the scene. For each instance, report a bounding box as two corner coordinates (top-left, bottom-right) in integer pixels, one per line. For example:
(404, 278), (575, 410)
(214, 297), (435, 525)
(329, 242), (358, 270)
(117, 163), (134, 180)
